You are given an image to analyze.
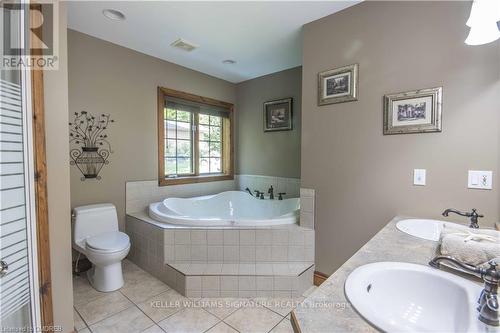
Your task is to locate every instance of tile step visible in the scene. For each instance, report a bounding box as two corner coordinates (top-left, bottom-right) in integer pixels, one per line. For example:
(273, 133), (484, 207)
(167, 261), (314, 277)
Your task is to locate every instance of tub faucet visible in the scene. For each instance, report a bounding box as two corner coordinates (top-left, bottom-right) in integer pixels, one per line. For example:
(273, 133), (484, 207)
(278, 192), (286, 200)
(254, 190), (264, 199)
(268, 186), (274, 200)
(442, 208), (483, 228)
(245, 187), (253, 196)
(429, 256), (500, 326)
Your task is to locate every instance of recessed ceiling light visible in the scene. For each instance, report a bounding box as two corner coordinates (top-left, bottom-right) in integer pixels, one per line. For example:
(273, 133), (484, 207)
(222, 59), (236, 65)
(102, 9), (126, 21)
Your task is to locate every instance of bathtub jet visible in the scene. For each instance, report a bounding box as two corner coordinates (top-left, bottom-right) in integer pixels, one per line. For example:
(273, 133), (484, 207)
(148, 191), (300, 227)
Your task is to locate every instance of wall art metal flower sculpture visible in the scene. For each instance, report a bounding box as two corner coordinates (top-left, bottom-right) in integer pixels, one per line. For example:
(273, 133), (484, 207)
(69, 111), (114, 181)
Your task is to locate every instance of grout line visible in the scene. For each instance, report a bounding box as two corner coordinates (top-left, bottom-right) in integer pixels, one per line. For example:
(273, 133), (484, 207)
(119, 284), (184, 329)
(267, 316), (289, 333)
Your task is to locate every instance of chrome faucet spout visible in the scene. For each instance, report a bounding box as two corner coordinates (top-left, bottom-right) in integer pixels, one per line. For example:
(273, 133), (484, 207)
(429, 256), (500, 326)
(245, 187), (253, 196)
(442, 208), (483, 228)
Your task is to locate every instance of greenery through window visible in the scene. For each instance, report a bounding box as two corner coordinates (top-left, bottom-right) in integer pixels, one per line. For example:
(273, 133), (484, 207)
(158, 87), (233, 186)
(165, 107), (194, 175)
(199, 114), (222, 173)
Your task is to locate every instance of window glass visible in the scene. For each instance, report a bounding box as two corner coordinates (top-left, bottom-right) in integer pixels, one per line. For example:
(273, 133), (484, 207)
(164, 107), (193, 176)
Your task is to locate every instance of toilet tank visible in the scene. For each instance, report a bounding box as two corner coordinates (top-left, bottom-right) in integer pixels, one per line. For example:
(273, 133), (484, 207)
(72, 203), (118, 243)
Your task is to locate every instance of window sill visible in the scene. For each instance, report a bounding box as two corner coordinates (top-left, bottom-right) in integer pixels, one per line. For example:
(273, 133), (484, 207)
(159, 174), (234, 186)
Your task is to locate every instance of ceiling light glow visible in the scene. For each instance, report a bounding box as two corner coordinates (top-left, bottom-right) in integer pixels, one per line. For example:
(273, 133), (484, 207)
(465, 0), (500, 45)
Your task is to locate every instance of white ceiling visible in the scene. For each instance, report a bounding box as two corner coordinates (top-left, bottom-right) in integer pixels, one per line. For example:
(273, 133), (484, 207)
(67, 1), (359, 83)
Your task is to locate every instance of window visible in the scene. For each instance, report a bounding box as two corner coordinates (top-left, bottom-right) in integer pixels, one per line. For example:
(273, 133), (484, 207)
(158, 87), (234, 185)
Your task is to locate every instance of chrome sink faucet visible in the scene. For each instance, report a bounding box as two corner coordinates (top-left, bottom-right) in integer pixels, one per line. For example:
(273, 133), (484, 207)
(442, 208), (483, 228)
(429, 256), (500, 326)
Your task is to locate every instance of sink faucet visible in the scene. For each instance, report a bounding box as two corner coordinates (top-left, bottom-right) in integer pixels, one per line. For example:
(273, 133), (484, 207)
(442, 208), (484, 228)
(268, 186), (274, 200)
(429, 256), (500, 326)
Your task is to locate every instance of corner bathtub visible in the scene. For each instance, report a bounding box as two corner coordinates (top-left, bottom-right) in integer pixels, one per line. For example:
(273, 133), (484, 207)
(149, 191), (300, 227)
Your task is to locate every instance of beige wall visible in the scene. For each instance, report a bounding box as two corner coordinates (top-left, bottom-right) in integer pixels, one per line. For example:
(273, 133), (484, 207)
(68, 30), (236, 229)
(43, 3), (74, 332)
(236, 67), (302, 178)
(301, 1), (500, 274)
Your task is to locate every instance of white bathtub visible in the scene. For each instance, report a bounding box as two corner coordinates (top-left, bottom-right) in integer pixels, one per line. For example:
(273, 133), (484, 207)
(148, 191), (300, 227)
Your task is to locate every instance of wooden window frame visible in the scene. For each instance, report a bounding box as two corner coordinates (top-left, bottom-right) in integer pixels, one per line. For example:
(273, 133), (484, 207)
(158, 87), (234, 186)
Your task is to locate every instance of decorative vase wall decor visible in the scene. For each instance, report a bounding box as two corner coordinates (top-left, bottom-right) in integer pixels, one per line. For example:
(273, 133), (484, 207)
(69, 111), (114, 180)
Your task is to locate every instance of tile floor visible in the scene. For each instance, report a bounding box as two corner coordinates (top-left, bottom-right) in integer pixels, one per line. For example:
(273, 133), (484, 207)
(73, 260), (304, 333)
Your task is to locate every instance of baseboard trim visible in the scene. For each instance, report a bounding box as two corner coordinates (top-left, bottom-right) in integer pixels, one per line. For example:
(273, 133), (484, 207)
(313, 270), (329, 286)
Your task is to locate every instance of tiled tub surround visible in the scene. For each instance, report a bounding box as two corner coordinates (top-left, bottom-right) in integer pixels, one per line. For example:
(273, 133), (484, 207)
(299, 188), (315, 229)
(126, 212), (314, 298)
(235, 175), (301, 199)
(291, 216), (479, 332)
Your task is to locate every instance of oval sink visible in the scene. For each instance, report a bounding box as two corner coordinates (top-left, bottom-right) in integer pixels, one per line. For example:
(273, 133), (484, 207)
(345, 262), (483, 333)
(396, 219), (458, 241)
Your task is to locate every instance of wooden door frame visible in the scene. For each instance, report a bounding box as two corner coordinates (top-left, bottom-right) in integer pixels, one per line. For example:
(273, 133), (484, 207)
(30, 3), (54, 328)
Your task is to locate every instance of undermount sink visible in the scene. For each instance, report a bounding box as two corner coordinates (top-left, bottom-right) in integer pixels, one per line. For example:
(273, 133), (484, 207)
(396, 218), (458, 241)
(345, 262), (485, 333)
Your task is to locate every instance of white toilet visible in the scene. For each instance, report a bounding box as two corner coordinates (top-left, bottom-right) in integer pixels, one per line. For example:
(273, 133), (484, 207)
(72, 203), (130, 292)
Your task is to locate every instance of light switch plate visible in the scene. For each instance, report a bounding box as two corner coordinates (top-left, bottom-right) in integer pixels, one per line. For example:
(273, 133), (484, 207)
(413, 169), (426, 186)
(468, 170), (493, 190)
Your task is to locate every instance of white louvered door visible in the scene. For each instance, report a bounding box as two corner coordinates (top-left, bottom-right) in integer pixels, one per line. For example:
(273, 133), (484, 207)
(0, 3), (41, 331)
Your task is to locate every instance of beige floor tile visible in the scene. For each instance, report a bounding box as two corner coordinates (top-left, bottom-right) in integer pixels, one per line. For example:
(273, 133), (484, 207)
(224, 306), (282, 333)
(269, 318), (294, 333)
(90, 306), (154, 333)
(75, 291), (133, 325)
(74, 308), (86, 330)
(123, 259), (142, 273)
(255, 297), (304, 317)
(141, 324), (165, 333)
(121, 269), (170, 303)
(206, 322), (239, 333)
(137, 289), (190, 323)
(198, 298), (247, 320)
(158, 308), (220, 333)
(73, 275), (107, 306)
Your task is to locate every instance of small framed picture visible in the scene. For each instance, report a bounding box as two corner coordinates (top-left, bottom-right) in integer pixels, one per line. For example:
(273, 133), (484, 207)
(383, 87), (442, 135)
(318, 64), (358, 105)
(263, 98), (293, 132)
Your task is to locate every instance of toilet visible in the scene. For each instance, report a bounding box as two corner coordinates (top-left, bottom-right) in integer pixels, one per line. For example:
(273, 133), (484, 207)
(72, 203), (130, 292)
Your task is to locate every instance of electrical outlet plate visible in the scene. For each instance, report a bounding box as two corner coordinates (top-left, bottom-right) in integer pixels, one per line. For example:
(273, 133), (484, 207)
(468, 170), (493, 190)
(413, 169), (426, 186)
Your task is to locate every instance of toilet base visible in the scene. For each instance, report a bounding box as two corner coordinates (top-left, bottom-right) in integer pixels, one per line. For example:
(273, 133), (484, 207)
(87, 261), (124, 292)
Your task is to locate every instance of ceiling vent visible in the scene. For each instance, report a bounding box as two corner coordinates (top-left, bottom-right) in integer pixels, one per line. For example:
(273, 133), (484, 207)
(170, 38), (198, 52)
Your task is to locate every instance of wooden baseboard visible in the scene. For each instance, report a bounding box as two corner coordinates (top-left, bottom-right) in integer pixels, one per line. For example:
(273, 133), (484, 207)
(313, 270), (329, 286)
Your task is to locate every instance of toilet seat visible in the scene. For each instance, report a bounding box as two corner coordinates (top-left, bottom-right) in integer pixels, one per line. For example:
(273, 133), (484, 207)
(86, 231), (130, 252)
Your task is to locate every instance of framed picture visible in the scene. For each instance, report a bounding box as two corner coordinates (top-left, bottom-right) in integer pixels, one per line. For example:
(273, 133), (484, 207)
(263, 98), (293, 132)
(318, 64), (358, 105)
(383, 87), (442, 135)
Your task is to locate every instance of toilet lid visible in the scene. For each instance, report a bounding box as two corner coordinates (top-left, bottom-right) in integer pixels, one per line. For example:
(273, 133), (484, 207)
(86, 231), (129, 251)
